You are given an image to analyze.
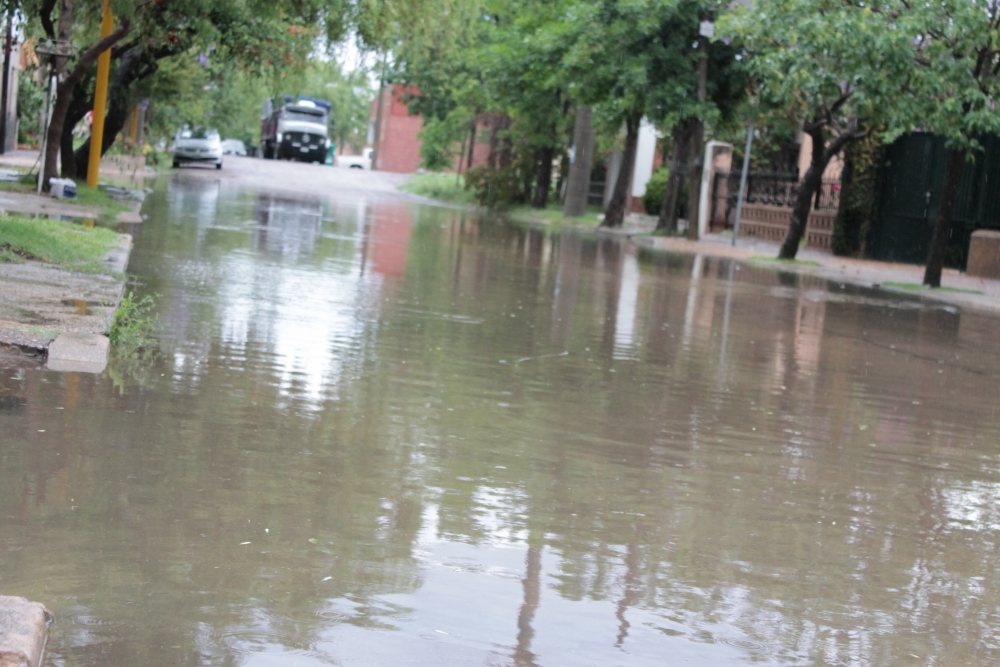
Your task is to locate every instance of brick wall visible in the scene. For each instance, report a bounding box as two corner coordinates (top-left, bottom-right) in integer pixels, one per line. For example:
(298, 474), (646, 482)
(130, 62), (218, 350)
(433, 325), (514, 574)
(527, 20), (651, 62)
(373, 86), (424, 174)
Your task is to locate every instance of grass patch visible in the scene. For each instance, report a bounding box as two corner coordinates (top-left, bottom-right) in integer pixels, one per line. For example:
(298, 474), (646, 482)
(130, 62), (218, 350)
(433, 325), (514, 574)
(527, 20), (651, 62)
(650, 227), (688, 237)
(507, 204), (603, 227)
(749, 255), (822, 267)
(882, 281), (983, 295)
(78, 185), (130, 218)
(107, 290), (160, 394)
(399, 172), (478, 206)
(109, 290), (158, 349)
(0, 214), (121, 273)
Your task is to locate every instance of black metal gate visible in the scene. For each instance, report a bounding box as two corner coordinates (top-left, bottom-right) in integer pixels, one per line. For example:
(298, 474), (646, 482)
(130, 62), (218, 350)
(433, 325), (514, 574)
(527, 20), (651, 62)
(870, 133), (1000, 269)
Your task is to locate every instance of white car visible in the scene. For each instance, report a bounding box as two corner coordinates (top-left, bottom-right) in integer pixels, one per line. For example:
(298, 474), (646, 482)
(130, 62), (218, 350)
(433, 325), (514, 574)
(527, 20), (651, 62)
(173, 127), (223, 169)
(336, 147), (372, 169)
(221, 139), (247, 156)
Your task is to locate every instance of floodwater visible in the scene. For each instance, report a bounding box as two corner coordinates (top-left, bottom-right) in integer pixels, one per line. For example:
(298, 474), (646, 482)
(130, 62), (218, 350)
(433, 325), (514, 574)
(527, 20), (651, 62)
(3, 174), (1000, 667)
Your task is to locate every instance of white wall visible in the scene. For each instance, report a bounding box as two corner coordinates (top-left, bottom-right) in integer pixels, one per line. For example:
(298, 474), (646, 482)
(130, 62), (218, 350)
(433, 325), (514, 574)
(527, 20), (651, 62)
(630, 118), (659, 198)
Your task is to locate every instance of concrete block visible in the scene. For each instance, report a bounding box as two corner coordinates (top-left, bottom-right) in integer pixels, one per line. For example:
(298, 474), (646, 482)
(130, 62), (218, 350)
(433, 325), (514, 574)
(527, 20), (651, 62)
(0, 596), (51, 667)
(966, 229), (1000, 279)
(46, 332), (109, 374)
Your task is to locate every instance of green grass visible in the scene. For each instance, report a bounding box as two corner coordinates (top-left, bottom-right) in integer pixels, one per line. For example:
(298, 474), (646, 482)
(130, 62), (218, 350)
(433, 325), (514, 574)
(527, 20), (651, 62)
(399, 172), (478, 206)
(0, 214), (122, 273)
(76, 184), (130, 218)
(507, 204), (603, 227)
(749, 255), (822, 267)
(882, 281), (983, 295)
(650, 227), (687, 237)
(400, 173), (606, 227)
(109, 291), (158, 348)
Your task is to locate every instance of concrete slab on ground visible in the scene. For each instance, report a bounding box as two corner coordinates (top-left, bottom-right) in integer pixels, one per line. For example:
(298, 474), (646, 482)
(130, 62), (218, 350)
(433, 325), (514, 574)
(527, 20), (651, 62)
(0, 189), (103, 220)
(0, 234), (131, 356)
(47, 331), (110, 373)
(633, 232), (1000, 314)
(0, 595), (50, 667)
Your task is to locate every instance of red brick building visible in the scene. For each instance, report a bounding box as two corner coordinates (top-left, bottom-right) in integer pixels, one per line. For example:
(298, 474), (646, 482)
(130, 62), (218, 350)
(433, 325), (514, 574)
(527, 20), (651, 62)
(370, 86), (424, 173)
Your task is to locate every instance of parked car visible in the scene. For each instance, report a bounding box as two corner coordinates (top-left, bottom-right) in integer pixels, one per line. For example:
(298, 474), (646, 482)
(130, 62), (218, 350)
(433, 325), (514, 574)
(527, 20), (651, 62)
(221, 139), (247, 156)
(336, 147), (372, 169)
(172, 126), (223, 169)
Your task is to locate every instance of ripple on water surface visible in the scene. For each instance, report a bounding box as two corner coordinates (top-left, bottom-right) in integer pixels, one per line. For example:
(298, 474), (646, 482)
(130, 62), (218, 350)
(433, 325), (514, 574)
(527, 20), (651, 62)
(2, 177), (1000, 666)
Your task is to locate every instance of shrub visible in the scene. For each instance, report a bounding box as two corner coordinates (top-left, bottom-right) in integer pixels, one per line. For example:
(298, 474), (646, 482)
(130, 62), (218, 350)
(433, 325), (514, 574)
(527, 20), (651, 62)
(642, 166), (670, 215)
(464, 165), (528, 210)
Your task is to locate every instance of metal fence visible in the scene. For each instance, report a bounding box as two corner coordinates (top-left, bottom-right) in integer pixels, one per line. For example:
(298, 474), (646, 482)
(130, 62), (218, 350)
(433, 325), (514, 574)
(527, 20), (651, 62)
(710, 171), (841, 230)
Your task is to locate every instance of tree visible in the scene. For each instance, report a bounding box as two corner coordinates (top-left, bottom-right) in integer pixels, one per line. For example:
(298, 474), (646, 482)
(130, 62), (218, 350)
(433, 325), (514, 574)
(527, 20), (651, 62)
(722, 0), (916, 259)
(654, 35), (747, 233)
(562, 0), (658, 228)
(904, 0), (1000, 287)
(40, 0), (133, 188)
(565, 0), (745, 229)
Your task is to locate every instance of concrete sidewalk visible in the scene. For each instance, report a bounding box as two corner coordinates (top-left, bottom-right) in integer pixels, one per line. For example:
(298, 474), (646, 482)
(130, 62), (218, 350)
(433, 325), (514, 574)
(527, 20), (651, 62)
(631, 231), (1000, 313)
(0, 233), (131, 370)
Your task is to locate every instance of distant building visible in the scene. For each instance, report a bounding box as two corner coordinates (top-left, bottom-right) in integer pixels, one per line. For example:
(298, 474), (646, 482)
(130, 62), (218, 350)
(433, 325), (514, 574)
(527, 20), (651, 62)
(370, 85), (423, 173)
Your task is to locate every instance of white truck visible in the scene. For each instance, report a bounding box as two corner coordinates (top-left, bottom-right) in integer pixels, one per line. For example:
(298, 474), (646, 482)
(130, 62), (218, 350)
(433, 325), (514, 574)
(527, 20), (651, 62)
(336, 147), (373, 170)
(260, 97), (331, 163)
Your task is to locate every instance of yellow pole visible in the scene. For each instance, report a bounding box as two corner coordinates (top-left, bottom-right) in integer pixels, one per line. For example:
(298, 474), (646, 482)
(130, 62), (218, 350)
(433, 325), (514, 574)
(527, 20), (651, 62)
(128, 105), (138, 143)
(86, 0), (113, 189)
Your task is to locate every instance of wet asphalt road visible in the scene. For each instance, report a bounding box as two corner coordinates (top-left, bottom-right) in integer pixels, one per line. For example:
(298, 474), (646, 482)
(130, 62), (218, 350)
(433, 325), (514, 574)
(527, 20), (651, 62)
(2, 157), (1000, 666)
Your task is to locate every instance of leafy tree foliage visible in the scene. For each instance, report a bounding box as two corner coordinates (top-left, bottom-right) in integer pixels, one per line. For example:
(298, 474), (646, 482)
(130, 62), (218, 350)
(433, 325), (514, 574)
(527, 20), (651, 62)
(901, 0), (1000, 286)
(722, 0), (916, 259)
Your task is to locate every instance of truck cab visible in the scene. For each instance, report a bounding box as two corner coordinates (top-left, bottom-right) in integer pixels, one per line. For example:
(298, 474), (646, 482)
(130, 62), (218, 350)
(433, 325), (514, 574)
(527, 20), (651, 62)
(261, 98), (331, 163)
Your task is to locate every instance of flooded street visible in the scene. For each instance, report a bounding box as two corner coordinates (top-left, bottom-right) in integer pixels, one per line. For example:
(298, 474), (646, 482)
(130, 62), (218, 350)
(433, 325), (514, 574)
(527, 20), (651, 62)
(4, 169), (1000, 666)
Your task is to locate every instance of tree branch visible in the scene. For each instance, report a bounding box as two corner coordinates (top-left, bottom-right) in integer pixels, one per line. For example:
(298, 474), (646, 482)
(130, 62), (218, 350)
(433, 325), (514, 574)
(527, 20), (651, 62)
(63, 18), (132, 91)
(40, 0), (57, 40)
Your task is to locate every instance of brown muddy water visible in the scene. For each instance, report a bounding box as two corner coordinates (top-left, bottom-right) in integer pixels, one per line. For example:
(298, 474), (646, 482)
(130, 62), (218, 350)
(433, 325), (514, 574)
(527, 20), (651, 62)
(3, 177), (1000, 667)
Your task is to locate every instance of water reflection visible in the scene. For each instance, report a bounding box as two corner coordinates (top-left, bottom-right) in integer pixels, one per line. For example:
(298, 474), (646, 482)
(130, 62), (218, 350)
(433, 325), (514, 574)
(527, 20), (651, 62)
(2, 176), (1000, 666)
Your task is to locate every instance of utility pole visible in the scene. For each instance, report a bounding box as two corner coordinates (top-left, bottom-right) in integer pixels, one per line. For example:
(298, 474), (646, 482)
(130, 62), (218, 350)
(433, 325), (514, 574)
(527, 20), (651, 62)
(36, 68), (56, 194)
(0, 12), (12, 154)
(732, 122), (754, 246)
(686, 18), (713, 241)
(86, 0), (114, 188)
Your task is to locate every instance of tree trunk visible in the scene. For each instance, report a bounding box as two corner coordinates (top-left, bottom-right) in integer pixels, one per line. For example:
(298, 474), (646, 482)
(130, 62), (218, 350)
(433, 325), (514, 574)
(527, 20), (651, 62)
(563, 105), (595, 217)
(71, 42), (179, 179)
(42, 0), (73, 188)
(831, 131), (882, 257)
(656, 120), (696, 232)
(602, 114), (640, 229)
(779, 169), (826, 259)
(778, 124), (833, 259)
(486, 114), (501, 169)
(72, 89), (131, 179)
(686, 119), (705, 240)
(531, 143), (554, 209)
(466, 118), (476, 170)
(60, 117), (75, 178)
(923, 149), (966, 287)
(42, 15), (130, 189)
